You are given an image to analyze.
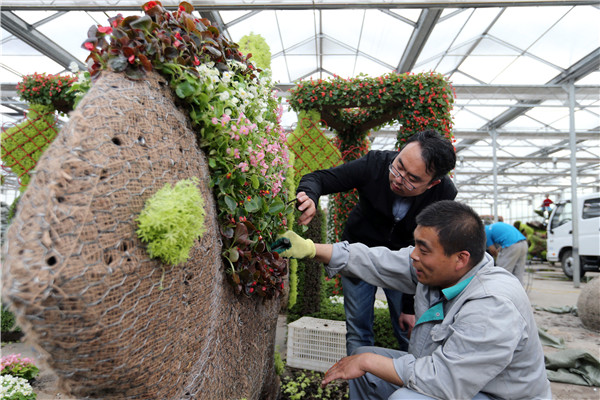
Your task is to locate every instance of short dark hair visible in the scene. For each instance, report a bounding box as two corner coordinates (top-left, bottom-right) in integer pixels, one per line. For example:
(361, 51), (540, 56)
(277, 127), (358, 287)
(404, 130), (456, 181)
(416, 200), (486, 267)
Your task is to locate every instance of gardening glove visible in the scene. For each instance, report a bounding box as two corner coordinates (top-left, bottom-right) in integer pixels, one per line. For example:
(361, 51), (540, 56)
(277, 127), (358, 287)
(272, 230), (316, 259)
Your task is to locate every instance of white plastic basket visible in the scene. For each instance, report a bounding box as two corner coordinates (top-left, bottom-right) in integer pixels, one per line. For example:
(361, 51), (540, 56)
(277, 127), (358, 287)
(286, 317), (347, 372)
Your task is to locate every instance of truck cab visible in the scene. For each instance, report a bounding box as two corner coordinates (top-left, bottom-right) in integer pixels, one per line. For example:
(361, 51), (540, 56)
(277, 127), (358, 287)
(547, 192), (600, 279)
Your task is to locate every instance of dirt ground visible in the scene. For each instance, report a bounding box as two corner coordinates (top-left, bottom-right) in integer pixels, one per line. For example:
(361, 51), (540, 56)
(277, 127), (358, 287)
(2, 263), (599, 399)
(527, 265), (600, 400)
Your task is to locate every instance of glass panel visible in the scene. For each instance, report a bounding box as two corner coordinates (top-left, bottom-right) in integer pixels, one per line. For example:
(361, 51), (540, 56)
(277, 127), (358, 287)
(582, 198), (600, 219)
(453, 8), (503, 47)
(276, 10), (316, 50)
(418, 9), (471, 62)
(527, 6), (600, 69)
(387, 9), (421, 24)
(226, 11), (284, 54)
(487, 6), (572, 50)
(36, 11), (112, 61)
(358, 10), (412, 67)
(492, 56), (560, 84)
(459, 55), (517, 84)
(322, 9), (364, 50)
(323, 55), (357, 79)
(550, 201), (572, 229)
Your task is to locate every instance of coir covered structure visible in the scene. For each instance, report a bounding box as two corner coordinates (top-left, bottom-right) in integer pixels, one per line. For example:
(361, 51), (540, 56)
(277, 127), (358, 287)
(1, 71), (280, 399)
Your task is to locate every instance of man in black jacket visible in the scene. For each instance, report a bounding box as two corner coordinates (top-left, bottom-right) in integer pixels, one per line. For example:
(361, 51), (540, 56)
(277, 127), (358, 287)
(296, 130), (457, 355)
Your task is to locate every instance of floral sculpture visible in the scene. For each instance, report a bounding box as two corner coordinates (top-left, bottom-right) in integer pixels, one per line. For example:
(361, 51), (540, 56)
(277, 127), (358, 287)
(81, 0), (293, 298)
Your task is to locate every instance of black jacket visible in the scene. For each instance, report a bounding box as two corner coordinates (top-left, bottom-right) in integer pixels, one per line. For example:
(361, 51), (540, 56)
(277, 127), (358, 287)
(298, 149), (458, 250)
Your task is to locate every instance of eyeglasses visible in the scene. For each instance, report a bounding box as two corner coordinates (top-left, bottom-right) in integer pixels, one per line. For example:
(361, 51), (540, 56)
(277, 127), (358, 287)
(389, 163), (416, 191)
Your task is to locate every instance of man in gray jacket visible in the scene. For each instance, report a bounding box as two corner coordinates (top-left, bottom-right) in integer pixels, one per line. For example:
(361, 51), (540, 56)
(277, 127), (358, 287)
(275, 200), (551, 400)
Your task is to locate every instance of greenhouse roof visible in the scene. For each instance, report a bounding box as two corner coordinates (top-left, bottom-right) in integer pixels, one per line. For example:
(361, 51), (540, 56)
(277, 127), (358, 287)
(1, 0), (599, 209)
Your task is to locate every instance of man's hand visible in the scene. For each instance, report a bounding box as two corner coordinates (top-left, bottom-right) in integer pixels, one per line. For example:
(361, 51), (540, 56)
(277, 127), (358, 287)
(321, 355), (367, 388)
(272, 230), (316, 259)
(321, 353), (403, 388)
(398, 313), (415, 339)
(296, 191), (316, 226)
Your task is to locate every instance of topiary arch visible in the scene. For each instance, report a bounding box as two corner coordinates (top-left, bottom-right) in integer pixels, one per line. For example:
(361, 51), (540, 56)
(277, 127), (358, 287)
(288, 71), (455, 241)
(288, 71), (454, 148)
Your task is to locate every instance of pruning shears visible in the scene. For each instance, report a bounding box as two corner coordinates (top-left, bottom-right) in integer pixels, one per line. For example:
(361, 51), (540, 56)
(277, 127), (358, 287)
(271, 237), (291, 254)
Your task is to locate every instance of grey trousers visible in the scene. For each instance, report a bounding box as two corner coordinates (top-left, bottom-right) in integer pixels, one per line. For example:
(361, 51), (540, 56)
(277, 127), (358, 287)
(348, 346), (493, 400)
(497, 240), (528, 285)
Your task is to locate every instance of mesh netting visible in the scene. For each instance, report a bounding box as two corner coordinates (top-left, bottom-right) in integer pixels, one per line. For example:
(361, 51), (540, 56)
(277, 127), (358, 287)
(1, 108), (60, 188)
(1, 71), (280, 399)
(286, 117), (341, 176)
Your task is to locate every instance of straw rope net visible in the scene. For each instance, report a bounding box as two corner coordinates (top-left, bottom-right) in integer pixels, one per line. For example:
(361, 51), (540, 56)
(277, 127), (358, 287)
(1, 70), (280, 399)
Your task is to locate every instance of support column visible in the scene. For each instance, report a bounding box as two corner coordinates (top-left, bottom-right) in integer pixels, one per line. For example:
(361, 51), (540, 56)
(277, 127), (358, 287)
(568, 81), (580, 288)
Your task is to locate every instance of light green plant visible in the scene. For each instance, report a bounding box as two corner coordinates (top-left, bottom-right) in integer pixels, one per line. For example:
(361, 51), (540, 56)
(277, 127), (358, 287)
(238, 32), (271, 71)
(274, 345), (285, 376)
(0, 104), (58, 190)
(136, 178), (206, 266)
(280, 370), (348, 399)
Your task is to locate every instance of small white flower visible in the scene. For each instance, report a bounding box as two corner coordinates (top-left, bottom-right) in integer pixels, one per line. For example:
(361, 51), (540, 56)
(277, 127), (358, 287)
(374, 299), (389, 309)
(219, 91), (230, 101)
(69, 61), (79, 73)
(221, 71), (232, 83)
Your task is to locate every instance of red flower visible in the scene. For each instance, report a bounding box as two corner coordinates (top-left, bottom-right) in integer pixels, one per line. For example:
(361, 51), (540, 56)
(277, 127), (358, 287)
(144, 1), (157, 11)
(128, 55), (135, 64)
(84, 42), (95, 51)
(97, 26), (112, 34)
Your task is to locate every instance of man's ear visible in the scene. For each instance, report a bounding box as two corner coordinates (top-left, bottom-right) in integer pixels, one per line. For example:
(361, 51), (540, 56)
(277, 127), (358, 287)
(455, 251), (471, 272)
(427, 179), (441, 189)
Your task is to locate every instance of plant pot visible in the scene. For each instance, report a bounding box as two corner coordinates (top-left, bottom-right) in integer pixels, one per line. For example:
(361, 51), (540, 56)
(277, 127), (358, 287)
(52, 98), (73, 114)
(1, 331), (24, 342)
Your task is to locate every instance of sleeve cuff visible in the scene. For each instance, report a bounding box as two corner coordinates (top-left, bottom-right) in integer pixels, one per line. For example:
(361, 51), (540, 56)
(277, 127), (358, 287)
(325, 241), (350, 278)
(393, 353), (416, 387)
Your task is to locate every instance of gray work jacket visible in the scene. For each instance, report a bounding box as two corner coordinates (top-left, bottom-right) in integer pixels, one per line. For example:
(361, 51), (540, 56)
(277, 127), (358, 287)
(327, 242), (552, 400)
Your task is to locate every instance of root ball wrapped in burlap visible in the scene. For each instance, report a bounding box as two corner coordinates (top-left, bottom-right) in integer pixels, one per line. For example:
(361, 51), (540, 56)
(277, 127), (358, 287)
(1, 71), (280, 399)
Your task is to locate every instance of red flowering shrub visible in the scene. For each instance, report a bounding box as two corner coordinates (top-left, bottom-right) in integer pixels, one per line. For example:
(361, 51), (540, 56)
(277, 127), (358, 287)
(16, 72), (77, 113)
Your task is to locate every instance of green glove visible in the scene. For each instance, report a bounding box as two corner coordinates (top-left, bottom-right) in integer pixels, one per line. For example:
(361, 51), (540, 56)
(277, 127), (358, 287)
(273, 230), (316, 259)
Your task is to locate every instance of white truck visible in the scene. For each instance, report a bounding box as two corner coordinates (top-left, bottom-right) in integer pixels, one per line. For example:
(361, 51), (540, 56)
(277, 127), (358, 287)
(547, 192), (600, 279)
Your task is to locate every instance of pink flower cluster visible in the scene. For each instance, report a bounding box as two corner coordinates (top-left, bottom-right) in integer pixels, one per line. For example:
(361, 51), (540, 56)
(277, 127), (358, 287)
(0, 354), (36, 373)
(212, 111), (290, 195)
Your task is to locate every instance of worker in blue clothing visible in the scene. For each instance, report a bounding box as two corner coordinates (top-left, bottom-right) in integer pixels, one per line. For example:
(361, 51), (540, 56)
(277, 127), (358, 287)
(484, 221), (528, 285)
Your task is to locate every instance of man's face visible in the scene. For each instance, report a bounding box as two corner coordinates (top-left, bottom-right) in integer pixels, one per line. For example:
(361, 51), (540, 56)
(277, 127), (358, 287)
(410, 225), (463, 289)
(388, 142), (440, 197)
